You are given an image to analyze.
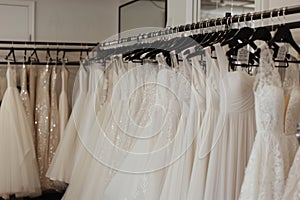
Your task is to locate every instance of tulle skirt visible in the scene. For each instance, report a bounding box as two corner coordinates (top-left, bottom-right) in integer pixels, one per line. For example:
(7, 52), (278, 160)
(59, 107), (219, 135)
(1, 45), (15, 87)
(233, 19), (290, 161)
(46, 91), (86, 183)
(0, 88), (41, 198)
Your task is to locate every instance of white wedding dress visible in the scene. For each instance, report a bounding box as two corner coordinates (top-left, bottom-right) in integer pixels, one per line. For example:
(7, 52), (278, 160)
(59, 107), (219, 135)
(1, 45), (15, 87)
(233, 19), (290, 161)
(62, 59), (122, 200)
(279, 58), (300, 200)
(160, 52), (205, 200)
(0, 65), (41, 198)
(59, 66), (70, 138)
(103, 54), (174, 200)
(46, 64), (88, 183)
(283, 146), (300, 200)
(203, 44), (256, 200)
(239, 46), (291, 200)
(20, 65), (36, 149)
(187, 47), (220, 200)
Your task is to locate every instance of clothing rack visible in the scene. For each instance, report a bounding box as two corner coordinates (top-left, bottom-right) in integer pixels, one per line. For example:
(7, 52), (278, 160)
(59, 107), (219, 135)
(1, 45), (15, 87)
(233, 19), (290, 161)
(97, 5), (300, 48)
(0, 41), (98, 65)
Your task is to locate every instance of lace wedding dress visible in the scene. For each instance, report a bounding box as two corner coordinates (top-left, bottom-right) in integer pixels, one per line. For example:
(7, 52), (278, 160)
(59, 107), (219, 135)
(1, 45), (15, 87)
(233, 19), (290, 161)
(280, 58), (300, 200)
(283, 146), (300, 200)
(239, 46), (289, 200)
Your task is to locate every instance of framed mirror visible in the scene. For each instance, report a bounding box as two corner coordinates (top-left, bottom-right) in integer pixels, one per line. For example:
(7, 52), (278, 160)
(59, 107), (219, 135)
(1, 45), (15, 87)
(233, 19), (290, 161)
(119, 0), (167, 34)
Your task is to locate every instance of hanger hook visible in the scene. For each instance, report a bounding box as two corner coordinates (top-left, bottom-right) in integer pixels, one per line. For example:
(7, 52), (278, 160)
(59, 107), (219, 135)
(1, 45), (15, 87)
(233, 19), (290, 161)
(206, 19), (209, 33)
(277, 9), (281, 25)
(283, 7), (286, 25)
(226, 16), (230, 29)
(270, 10), (274, 31)
(250, 12), (254, 28)
(237, 15), (241, 29)
(214, 19), (218, 32)
(244, 14), (247, 27)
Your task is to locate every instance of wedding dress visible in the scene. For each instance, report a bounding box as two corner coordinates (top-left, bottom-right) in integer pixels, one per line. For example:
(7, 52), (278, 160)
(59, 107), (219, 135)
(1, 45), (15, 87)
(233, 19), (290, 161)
(160, 52), (205, 200)
(102, 57), (168, 200)
(281, 56), (300, 166)
(0, 65), (41, 198)
(35, 65), (51, 190)
(46, 64), (88, 183)
(49, 66), (60, 169)
(282, 146), (300, 200)
(279, 58), (300, 200)
(0, 68), (6, 103)
(187, 47), (220, 200)
(59, 66), (70, 138)
(29, 65), (36, 117)
(62, 62), (108, 200)
(239, 46), (289, 200)
(20, 65), (35, 149)
(202, 44), (256, 200)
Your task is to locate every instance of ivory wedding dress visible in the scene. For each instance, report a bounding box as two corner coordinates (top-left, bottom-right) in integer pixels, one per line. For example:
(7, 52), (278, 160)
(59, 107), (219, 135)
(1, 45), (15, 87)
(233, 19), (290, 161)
(47, 64), (88, 183)
(239, 46), (290, 200)
(188, 47), (220, 200)
(278, 58), (300, 200)
(203, 43), (256, 200)
(20, 65), (36, 149)
(0, 65), (41, 198)
(59, 66), (70, 138)
(160, 52), (205, 200)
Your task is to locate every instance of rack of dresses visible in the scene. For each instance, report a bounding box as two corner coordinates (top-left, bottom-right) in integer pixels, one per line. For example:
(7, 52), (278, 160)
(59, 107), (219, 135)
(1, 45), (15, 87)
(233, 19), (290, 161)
(2, 5), (300, 200)
(0, 41), (98, 199)
(43, 5), (300, 200)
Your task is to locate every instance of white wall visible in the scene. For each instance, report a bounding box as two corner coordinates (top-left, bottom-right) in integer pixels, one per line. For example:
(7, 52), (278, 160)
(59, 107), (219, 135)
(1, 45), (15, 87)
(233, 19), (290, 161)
(34, 0), (119, 42)
(256, 0), (300, 42)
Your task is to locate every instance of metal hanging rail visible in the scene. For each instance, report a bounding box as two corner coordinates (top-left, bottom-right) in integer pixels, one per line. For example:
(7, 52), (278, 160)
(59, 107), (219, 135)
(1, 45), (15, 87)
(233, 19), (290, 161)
(98, 5), (300, 48)
(0, 41), (98, 47)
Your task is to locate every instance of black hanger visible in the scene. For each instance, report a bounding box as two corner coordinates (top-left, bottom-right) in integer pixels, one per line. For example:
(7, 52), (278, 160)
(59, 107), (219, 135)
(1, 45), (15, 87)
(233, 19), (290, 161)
(269, 24), (300, 55)
(29, 48), (39, 63)
(5, 47), (16, 62)
(23, 49), (27, 63)
(46, 48), (52, 63)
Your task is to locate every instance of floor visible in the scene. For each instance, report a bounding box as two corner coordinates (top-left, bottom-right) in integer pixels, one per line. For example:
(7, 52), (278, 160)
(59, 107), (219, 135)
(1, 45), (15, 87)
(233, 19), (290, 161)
(0, 191), (65, 200)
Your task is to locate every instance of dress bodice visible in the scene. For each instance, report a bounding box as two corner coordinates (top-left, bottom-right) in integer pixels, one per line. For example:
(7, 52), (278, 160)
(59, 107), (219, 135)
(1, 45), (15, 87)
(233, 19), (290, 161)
(254, 46), (284, 134)
(6, 65), (17, 88)
(214, 44), (255, 113)
(20, 65), (28, 91)
(61, 66), (68, 93)
(50, 66), (58, 98)
(79, 65), (88, 93)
